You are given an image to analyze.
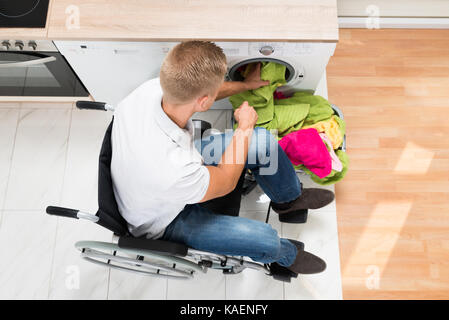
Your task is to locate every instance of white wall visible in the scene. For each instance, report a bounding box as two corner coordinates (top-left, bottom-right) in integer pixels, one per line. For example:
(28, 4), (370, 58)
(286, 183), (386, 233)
(338, 0), (449, 18)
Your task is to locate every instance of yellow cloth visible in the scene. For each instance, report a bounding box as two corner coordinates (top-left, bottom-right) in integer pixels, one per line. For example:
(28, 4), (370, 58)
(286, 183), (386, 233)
(303, 116), (343, 149)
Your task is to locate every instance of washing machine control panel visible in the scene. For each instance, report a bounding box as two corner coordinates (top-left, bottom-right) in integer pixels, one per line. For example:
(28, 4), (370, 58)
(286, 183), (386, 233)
(249, 42), (314, 56)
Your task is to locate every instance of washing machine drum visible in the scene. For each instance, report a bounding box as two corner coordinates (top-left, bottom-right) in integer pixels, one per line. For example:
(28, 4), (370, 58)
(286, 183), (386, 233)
(228, 58), (295, 82)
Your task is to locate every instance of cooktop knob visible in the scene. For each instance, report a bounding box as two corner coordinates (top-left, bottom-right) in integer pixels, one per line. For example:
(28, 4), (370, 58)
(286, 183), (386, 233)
(259, 45), (274, 56)
(1, 40), (11, 50)
(15, 40), (24, 50)
(28, 41), (37, 51)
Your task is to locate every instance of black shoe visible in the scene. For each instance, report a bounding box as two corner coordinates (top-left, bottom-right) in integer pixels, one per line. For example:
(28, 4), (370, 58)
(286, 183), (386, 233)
(286, 239), (326, 274)
(271, 188), (334, 223)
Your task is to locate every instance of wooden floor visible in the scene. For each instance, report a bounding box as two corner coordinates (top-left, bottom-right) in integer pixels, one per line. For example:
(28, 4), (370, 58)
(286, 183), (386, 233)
(327, 29), (449, 299)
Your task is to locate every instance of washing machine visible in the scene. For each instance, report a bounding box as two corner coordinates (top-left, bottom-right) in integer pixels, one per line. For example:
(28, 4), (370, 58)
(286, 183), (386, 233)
(55, 41), (335, 108)
(213, 41), (336, 109)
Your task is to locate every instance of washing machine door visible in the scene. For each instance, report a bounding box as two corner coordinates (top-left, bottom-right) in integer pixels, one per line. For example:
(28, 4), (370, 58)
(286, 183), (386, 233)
(227, 57), (299, 83)
(212, 57), (304, 110)
(227, 57), (306, 98)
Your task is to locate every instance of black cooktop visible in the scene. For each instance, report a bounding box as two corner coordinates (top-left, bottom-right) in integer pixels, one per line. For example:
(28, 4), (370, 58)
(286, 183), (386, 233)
(0, 0), (49, 28)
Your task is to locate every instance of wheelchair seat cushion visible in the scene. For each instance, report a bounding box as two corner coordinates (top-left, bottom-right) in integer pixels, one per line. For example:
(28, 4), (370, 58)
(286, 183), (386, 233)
(118, 236), (188, 257)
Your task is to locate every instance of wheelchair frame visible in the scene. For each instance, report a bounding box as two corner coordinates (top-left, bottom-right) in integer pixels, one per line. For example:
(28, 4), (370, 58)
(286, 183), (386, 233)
(76, 238), (269, 280)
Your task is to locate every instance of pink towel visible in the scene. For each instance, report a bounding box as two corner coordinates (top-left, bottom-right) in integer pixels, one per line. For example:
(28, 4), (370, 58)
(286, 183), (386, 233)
(319, 133), (343, 172)
(279, 128), (332, 179)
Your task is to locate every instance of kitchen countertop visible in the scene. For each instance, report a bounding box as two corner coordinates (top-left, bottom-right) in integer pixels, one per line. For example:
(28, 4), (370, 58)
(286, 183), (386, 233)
(1, 0), (338, 42)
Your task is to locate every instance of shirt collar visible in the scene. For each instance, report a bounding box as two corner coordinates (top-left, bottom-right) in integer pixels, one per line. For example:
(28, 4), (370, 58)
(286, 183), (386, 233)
(154, 98), (194, 149)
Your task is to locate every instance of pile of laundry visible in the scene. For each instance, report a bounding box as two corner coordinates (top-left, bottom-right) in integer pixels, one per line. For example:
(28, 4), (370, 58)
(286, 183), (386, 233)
(229, 62), (348, 185)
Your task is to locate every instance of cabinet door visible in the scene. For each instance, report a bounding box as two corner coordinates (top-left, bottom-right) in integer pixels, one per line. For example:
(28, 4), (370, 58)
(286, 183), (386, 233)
(54, 41), (178, 105)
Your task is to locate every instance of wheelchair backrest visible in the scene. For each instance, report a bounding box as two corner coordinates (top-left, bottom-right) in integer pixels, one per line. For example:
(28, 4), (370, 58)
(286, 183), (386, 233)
(96, 119), (130, 236)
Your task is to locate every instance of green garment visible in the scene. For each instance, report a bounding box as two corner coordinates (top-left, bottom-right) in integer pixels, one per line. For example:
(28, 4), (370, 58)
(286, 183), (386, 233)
(228, 61), (349, 185)
(297, 92), (335, 126)
(295, 149), (349, 185)
(229, 62), (287, 125)
(259, 100), (310, 137)
(229, 62), (336, 137)
(232, 100), (310, 138)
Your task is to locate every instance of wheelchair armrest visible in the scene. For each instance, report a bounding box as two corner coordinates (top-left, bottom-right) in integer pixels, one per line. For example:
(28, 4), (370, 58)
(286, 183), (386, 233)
(118, 237), (188, 257)
(76, 101), (114, 111)
(46, 206), (79, 219)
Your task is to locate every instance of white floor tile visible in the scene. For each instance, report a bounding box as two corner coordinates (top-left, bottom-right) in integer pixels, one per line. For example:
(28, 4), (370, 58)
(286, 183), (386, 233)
(167, 268), (226, 300)
(241, 184), (271, 212)
(282, 175), (341, 299)
(282, 205), (342, 300)
(108, 263), (168, 300)
(49, 109), (120, 299)
(0, 211), (57, 299)
(48, 218), (112, 300)
(239, 175), (342, 300)
(226, 268), (284, 300)
(4, 109), (71, 211)
(60, 109), (112, 213)
(0, 109), (19, 212)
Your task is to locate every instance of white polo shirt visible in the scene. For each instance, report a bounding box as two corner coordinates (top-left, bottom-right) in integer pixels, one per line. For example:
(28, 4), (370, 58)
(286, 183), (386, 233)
(110, 78), (210, 239)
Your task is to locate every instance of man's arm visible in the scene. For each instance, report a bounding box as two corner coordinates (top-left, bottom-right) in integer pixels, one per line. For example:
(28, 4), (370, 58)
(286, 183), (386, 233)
(199, 101), (258, 202)
(215, 63), (269, 101)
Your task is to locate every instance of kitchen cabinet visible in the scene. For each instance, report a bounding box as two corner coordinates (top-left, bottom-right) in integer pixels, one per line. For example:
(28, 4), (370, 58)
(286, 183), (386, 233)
(55, 41), (176, 105)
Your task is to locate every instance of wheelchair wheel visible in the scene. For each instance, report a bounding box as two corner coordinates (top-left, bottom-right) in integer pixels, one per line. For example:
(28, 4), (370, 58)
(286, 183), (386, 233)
(75, 241), (203, 280)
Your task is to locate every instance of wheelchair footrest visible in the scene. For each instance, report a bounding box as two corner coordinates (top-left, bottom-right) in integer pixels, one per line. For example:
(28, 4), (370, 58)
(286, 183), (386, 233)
(278, 209), (308, 224)
(269, 263), (298, 282)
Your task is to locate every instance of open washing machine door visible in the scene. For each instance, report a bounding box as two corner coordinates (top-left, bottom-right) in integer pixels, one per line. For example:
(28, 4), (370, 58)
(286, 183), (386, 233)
(227, 58), (298, 83)
(212, 56), (306, 110)
(212, 42), (336, 110)
(226, 57), (305, 97)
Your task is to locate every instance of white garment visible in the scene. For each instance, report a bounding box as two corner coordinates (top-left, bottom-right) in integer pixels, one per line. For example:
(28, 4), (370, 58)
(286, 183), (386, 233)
(111, 78), (210, 239)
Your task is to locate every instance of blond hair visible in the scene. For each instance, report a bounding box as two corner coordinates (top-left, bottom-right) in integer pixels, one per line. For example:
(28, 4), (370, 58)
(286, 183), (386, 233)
(160, 41), (227, 103)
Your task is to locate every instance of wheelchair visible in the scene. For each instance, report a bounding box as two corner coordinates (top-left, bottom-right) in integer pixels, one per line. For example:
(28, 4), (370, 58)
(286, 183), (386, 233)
(45, 100), (300, 282)
(46, 99), (345, 282)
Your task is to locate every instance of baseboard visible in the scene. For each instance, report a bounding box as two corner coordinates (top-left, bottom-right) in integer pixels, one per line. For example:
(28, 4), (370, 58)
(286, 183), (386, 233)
(338, 17), (449, 29)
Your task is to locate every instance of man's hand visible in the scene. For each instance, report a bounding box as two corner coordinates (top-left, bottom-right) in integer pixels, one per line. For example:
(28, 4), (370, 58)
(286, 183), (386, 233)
(214, 63), (269, 101)
(200, 101), (257, 203)
(234, 101), (258, 130)
(243, 63), (270, 90)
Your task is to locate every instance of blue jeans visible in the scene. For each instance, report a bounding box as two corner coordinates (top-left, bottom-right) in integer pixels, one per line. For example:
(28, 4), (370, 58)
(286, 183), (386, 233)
(161, 127), (302, 266)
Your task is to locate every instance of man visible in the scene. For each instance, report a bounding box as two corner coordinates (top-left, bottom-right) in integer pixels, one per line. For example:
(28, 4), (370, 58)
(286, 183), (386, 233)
(111, 41), (334, 275)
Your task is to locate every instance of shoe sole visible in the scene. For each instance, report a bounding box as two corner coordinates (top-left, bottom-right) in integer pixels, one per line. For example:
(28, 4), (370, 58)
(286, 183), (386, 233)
(278, 209), (308, 223)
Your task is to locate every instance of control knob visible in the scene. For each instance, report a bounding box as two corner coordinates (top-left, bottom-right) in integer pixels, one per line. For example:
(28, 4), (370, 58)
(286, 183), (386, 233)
(1, 40), (11, 50)
(259, 45), (274, 56)
(15, 40), (24, 50)
(28, 41), (37, 51)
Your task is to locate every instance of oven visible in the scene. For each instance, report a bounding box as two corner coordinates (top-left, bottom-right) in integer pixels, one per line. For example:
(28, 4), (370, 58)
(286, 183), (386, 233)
(0, 40), (89, 97)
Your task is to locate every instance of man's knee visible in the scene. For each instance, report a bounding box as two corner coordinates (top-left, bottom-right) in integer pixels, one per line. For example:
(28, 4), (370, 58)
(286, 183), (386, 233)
(250, 222), (281, 258)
